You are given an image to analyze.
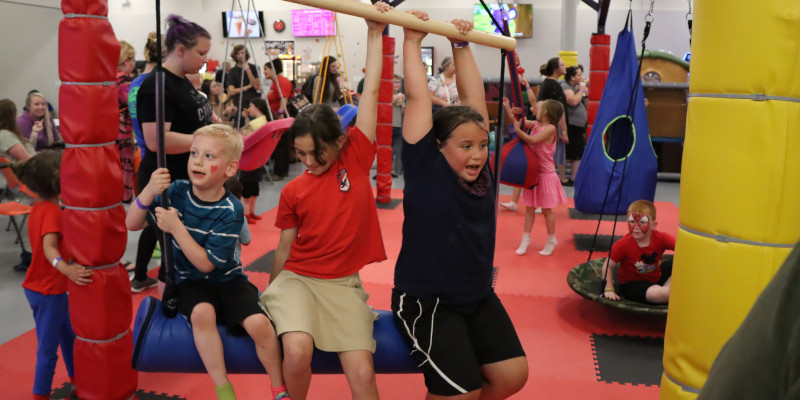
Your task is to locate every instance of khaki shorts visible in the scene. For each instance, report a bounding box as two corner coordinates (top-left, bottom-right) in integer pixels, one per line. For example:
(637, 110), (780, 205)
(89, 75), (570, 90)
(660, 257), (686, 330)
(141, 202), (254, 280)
(261, 270), (378, 353)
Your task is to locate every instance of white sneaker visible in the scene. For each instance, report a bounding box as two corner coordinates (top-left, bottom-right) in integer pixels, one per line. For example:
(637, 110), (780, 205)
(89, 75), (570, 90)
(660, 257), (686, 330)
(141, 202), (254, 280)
(500, 201), (518, 212)
(535, 208), (542, 214)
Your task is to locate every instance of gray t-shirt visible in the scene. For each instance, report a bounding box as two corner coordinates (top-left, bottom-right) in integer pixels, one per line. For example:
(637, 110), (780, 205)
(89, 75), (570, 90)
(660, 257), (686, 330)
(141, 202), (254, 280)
(561, 82), (588, 127)
(0, 129), (35, 161)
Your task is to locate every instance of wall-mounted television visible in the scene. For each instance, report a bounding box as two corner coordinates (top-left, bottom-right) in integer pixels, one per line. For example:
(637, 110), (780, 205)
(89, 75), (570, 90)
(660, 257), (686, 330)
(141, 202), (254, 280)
(473, 4), (533, 39)
(291, 9), (337, 37)
(222, 10), (265, 38)
(421, 46), (434, 77)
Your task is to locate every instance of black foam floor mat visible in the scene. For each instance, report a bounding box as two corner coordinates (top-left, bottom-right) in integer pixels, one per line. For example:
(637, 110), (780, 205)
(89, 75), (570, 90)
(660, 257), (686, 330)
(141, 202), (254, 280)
(573, 234), (622, 252)
(375, 198), (402, 209)
(591, 333), (664, 387)
(568, 208), (626, 221)
(246, 249), (274, 274)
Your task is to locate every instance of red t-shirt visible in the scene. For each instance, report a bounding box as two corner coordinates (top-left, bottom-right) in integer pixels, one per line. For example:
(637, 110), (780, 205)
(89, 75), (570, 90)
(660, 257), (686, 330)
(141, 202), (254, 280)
(611, 230), (675, 284)
(267, 75), (293, 114)
(275, 126), (386, 278)
(22, 201), (68, 295)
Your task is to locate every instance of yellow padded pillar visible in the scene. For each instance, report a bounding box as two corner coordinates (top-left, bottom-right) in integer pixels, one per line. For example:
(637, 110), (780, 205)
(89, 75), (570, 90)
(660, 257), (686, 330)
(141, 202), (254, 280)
(559, 50), (578, 68)
(660, 1), (800, 399)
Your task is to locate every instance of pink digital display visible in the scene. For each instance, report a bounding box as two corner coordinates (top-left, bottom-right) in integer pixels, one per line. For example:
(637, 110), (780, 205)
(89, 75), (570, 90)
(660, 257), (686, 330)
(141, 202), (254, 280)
(291, 9), (337, 37)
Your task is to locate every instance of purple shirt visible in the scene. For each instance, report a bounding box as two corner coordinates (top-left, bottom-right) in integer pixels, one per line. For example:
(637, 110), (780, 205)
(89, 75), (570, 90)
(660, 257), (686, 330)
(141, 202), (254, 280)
(17, 110), (61, 151)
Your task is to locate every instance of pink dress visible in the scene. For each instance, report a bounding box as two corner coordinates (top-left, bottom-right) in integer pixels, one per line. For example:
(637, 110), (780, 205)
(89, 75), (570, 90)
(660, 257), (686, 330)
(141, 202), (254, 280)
(522, 123), (567, 209)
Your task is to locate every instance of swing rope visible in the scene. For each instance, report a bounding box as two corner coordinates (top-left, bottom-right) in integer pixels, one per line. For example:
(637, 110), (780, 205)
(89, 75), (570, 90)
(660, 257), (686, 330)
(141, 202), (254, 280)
(315, 13), (335, 104)
(315, 13), (353, 106)
(479, 0), (511, 260)
(335, 13), (354, 106)
(153, 0), (178, 317)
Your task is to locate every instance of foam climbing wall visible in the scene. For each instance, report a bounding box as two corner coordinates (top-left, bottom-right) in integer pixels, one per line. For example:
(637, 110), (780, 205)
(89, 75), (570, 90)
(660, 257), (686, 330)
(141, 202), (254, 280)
(660, 1), (800, 398)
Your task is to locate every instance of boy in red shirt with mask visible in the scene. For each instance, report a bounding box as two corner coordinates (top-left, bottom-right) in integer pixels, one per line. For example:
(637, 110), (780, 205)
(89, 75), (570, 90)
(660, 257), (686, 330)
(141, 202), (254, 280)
(602, 200), (675, 304)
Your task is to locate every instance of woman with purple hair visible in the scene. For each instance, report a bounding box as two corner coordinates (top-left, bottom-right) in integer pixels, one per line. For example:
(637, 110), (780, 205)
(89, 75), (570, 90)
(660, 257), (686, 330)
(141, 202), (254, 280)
(131, 15), (213, 294)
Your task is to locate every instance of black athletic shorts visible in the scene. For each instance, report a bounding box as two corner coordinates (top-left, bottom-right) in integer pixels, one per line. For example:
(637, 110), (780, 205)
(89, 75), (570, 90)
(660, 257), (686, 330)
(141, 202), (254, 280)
(618, 258), (673, 304)
(177, 276), (265, 336)
(391, 289), (526, 396)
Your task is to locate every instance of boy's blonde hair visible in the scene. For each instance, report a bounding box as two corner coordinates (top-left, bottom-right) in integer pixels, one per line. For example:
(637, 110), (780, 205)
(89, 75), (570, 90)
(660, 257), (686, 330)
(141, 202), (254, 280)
(194, 124), (243, 160)
(118, 40), (135, 66)
(628, 199), (657, 220)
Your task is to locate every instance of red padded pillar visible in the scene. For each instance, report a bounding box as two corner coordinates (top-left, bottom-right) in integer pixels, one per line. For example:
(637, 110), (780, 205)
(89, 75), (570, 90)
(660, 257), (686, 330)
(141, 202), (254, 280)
(59, 1), (137, 399)
(375, 35), (395, 203)
(587, 34), (610, 140)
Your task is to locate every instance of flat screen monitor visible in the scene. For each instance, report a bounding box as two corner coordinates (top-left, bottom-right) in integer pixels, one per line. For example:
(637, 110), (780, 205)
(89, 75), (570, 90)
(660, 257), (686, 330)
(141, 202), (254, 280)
(291, 9), (337, 37)
(421, 47), (434, 77)
(222, 11), (265, 38)
(473, 4), (533, 38)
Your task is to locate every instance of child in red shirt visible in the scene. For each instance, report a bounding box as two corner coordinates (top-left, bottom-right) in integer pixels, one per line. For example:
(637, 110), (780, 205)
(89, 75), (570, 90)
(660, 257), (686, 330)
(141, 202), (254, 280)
(603, 199), (675, 304)
(13, 151), (93, 399)
(260, 4), (391, 399)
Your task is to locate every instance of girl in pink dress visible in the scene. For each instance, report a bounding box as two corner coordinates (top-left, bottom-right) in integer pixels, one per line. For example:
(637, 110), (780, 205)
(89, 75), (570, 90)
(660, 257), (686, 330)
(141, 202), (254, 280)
(512, 99), (567, 256)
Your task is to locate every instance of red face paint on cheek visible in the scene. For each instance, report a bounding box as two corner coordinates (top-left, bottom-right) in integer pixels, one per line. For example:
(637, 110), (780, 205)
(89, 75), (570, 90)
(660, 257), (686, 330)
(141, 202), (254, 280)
(210, 165), (218, 174)
(628, 214), (638, 234)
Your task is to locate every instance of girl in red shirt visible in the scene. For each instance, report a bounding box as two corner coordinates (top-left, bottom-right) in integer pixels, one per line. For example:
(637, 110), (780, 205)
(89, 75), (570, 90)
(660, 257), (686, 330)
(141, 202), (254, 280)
(261, 4), (391, 400)
(13, 151), (93, 399)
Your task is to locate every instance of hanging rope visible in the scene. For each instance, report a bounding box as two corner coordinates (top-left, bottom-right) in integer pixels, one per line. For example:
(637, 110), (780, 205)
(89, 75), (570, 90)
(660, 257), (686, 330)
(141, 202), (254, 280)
(153, 0), (178, 318)
(315, 11), (336, 104)
(335, 13), (354, 106)
(479, 0), (510, 248)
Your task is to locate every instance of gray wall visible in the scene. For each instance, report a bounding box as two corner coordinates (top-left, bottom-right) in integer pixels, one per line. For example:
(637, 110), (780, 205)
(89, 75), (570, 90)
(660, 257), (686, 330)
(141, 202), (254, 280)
(0, 1), (61, 112)
(0, 0), (693, 112)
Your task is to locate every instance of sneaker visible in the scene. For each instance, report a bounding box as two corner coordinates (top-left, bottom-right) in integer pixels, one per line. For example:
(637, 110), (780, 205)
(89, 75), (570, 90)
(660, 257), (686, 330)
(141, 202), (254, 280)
(131, 277), (158, 293)
(248, 213), (263, 221)
(535, 208), (542, 214)
(500, 201), (517, 212)
(272, 384), (291, 400)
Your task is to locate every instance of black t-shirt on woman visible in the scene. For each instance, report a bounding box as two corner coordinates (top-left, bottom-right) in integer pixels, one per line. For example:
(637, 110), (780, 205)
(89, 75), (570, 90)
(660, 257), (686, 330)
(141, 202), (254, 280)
(136, 66), (213, 185)
(538, 78), (569, 126)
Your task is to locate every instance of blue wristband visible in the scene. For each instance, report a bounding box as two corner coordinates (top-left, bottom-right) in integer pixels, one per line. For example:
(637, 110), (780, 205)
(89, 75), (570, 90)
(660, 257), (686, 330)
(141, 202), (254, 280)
(135, 197), (150, 210)
(451, 41), (470, 49)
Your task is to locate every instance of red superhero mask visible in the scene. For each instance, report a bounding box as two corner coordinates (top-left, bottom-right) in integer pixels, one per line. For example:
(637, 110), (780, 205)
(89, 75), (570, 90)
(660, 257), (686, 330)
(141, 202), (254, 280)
(627, 213), (651, 235)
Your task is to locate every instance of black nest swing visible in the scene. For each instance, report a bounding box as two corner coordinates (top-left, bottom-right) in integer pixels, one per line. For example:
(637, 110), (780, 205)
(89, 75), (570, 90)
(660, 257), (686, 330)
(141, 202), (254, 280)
(566, 256), (670, 317)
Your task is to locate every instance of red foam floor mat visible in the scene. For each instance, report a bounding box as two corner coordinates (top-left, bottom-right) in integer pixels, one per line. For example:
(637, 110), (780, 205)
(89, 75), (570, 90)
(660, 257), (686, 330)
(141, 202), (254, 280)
(0, 189), (676, 399)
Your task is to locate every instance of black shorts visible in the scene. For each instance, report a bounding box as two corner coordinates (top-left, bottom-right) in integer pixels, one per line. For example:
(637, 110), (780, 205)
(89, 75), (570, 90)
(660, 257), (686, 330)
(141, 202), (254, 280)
(241, 179), (260, 198)
(391, 289), (525, 396)
(177, 276), (265, 336)
(618, 259), (673, 304)
(565, 124), (587, 160)
(239, 168), (263, 198)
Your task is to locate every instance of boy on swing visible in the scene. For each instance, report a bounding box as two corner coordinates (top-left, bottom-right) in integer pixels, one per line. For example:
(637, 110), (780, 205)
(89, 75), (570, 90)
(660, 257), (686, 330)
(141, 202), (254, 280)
(602, 200), (675, 304)
(126, 124), (290, 400)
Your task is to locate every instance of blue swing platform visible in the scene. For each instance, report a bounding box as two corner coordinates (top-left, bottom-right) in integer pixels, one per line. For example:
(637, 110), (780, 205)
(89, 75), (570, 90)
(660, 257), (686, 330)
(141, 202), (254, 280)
(132, 297), (419, 374)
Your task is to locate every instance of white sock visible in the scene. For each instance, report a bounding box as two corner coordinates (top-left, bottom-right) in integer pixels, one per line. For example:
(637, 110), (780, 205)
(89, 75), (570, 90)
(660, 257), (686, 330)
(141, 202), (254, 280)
(516, 234), (531, 255)
(538, 235), (558, 256)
